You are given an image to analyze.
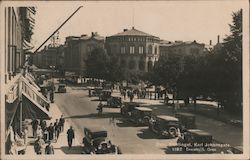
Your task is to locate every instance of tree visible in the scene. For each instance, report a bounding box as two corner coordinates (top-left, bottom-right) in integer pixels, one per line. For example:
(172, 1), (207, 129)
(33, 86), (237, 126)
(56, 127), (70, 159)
(85, 47), (110, 80)
(206, 9), (242, 114)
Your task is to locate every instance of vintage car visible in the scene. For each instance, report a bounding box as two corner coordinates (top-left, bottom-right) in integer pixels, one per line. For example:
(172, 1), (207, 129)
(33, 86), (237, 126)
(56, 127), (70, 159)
(129, 107), (152, 125)
(99, 90), (112, 101)
(120, 102), (140, 116)
(82, 127), (119, 154)
(88, 87), (103, 97)
(57, 84), (66, 93)
(167, 129), (243, 154)
(149, 115), (180, 138)
(107, 96), (122, 108)
(175, 112), (196, 131)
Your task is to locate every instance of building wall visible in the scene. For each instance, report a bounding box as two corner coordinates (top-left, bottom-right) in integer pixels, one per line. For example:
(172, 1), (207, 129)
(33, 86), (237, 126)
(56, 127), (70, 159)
(106, 35), (160, 72)
(4, 7), (24, 84)
(63, 35), (105, 75)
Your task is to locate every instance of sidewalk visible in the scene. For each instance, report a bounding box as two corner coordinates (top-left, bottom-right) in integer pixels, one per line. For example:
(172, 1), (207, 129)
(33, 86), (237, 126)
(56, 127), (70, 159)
(25, 103), (81, 155)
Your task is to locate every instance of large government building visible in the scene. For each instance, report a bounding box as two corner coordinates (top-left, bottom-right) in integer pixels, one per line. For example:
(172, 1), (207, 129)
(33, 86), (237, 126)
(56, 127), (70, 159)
(106, 27), (161, 72)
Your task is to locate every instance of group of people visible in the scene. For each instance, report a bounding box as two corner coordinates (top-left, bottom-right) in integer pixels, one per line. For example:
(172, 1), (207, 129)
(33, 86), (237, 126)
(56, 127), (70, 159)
(120, 89), (135, 102)
(32, 115), (65, 154)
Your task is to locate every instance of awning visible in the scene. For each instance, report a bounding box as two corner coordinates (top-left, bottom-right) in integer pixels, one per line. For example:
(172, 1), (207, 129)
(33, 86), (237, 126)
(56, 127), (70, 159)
(22, 95), (51, 120)
(5, 99), (20, 130)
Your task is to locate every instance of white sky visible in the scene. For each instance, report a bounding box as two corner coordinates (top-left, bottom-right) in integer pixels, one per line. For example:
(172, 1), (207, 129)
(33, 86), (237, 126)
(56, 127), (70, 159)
(31, 1), (246, 50)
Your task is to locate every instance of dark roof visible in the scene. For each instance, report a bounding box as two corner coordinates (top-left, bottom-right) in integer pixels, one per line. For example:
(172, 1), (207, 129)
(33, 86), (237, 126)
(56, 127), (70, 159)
(111, 27), (159, 38)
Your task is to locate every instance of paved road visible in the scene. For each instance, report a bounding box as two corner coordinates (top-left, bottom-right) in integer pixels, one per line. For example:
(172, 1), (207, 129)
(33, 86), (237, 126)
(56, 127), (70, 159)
(54, 87), (177, 154)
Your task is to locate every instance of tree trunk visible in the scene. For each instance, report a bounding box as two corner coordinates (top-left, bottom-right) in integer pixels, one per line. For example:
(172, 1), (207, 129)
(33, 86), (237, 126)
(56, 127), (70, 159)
(217, 102), (220, 117)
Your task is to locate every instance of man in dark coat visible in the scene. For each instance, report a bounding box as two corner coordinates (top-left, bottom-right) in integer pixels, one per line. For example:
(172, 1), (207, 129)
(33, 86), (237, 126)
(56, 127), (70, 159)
(67, 126), (75, 149)
(54, 119), (60, 141)
(59, 115), (65, 133)
(31, 119), (39, 138)
(47, 123), (54, 141)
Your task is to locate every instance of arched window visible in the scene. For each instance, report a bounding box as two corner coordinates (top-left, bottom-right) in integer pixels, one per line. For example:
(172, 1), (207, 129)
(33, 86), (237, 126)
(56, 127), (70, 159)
(148, 45), (152, 54)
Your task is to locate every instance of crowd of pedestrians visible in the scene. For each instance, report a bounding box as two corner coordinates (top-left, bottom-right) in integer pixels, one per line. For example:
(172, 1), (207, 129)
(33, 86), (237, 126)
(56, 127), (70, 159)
(32, 115), (65, 155)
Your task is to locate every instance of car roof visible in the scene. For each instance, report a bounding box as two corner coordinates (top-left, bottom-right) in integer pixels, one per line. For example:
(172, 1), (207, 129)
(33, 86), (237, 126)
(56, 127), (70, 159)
(176, 112), (195, 117)
(135, 107), (152, 111)
(187, 129), (212, 136)
(84, 127), (107, 133)
(157, 115), (179, 121)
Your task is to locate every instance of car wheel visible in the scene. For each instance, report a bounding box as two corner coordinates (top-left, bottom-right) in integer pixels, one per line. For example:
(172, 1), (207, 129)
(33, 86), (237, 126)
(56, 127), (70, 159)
(168, 126), (177, 138)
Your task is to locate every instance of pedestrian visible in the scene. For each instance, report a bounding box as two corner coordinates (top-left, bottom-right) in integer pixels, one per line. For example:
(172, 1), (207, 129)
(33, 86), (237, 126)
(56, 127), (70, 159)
(54, 119), (60, 141)
(67, 126), (75, 149)
(45, 141), (54, 155)
(34, 136), (45, 155)
(59, 115), (65, 133)
(40, 120), (47, 132)
(47, 123), (54, 141)
(129, 93), (134, 102)
(31, 119), (39, 138)
(36, 126), (43, 138)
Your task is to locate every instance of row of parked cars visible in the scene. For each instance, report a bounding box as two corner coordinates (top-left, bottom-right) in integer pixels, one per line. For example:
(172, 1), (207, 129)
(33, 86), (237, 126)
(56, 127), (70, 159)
(86, 88), (242, 154)
(119, 102), (242, 154)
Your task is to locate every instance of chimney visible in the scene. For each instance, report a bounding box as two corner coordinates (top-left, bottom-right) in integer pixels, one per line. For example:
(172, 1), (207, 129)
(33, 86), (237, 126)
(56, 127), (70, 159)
(91, 32), (94, 37)
(123, 29), (128, 32)
(217, 35), (220, 44)
(209, 40), (212, 45)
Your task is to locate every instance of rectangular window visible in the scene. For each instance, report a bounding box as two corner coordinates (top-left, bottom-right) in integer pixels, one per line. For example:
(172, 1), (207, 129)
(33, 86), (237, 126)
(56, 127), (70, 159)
(121, 46), (126, 54)
(139, 46), (144, 54)
(130, 46), (135, 54)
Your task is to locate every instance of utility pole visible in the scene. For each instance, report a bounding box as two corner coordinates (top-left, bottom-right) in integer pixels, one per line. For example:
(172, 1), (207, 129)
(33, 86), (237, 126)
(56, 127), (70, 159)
(33, 6), (83, 54)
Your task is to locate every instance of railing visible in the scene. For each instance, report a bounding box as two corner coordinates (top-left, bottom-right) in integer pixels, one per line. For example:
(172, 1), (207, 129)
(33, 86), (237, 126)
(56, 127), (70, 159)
(25, 72), (41, 91)
(21, 76), (50, 112)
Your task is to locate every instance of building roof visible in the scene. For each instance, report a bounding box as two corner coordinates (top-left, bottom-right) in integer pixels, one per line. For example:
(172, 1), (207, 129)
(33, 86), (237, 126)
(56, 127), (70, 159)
(111, 27), (159, 38)
(160, 40), (204, 48)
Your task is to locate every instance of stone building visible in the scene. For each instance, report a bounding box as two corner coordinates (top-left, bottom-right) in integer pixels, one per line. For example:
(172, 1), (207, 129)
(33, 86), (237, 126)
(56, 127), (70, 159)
(63, 32), (105, 75)
(106, 27), (161, 72)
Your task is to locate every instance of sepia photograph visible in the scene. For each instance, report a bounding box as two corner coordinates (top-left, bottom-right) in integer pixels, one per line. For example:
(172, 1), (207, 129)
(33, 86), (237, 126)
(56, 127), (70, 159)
(0, 0), (249, 159)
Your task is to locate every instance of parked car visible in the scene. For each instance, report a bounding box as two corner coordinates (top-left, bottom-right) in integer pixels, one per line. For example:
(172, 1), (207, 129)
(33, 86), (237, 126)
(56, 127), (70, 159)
(129, 107), (152, 125)
(175, 112), (196, 132)
(89, 87), (103, 97)
(107, 96), (122, 108)
(57, 84), (66, 93)
(120, 102), (140, 116)
(82, 127), (120, 154)
(99, 90), (112, 101)
(149, 115), (180, 138)
(167, 129), (242, 154)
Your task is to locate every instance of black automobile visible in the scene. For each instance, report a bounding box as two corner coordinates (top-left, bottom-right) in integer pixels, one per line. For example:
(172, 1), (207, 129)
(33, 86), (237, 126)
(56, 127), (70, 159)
(107, 96), (122, 108)
(57, 84), (66, 93)
(166, 129), (243, 154)
(120, 102), (140, 116)
(175, 112), (196, 131)
(82, 127), (119, 154)
(149, 115), (180, 138)
(129, 107), (152, 125)
(99, 90), (112, 101)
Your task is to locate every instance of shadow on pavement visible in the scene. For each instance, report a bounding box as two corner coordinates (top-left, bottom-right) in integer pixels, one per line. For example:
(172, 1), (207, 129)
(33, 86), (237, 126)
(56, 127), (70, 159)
(57, 146), (83, 154)
(116, 118), (140, 127)
(136, 128), (166, 139)
(65, 112), (122, 119)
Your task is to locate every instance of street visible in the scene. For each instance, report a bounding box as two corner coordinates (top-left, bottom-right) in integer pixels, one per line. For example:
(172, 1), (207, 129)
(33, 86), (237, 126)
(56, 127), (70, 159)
(54, 86), (177, 154)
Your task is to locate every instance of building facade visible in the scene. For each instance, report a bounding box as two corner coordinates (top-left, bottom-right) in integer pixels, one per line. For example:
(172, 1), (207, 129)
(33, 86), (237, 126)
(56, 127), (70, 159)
(106, 27), (161, 72)
(63, 32), (105, 75)
(4, 7), (51, 154)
